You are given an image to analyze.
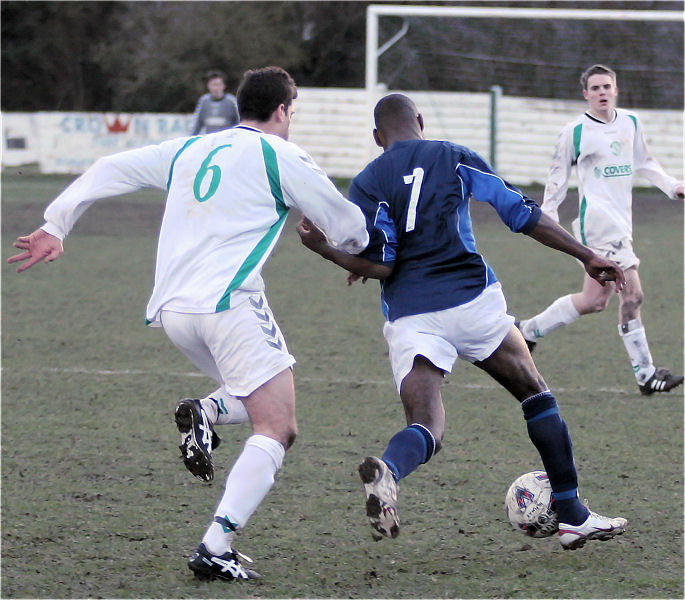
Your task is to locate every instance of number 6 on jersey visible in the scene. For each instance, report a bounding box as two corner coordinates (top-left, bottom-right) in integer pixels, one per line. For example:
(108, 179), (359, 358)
(403, 167), (424, 232)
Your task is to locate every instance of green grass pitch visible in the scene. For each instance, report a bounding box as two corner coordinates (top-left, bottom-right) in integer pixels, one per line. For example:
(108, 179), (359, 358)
(2, 171), (683, 598)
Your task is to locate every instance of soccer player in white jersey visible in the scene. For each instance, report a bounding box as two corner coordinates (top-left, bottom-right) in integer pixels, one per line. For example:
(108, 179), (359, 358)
(8, 66), (369, 582)
(519, 64), (684, 396)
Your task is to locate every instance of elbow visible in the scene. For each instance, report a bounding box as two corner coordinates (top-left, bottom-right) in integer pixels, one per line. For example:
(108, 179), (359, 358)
(374, 264), (394, 280)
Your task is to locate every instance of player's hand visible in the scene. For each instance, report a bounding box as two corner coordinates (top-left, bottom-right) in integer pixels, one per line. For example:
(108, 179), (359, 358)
(584, 255), (625, 292)
(346, 271), (368, 286)
(7, 228), (63, 273)
(675, 183), (684, 199)
(296, 215), (328, 253)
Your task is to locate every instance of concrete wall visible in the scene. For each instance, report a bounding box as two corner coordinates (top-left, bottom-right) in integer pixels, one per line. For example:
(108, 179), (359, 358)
(2, 87), (682, 187)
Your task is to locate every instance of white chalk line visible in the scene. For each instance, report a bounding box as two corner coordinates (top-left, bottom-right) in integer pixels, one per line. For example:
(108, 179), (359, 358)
(2, 365), (637, 396)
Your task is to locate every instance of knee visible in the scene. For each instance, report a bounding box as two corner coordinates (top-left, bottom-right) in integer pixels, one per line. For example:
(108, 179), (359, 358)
(587, 297), (611, 313)
(433, 436), (444, 455)
(282, 425), (297, 450)
(621, 293), (644, 316)
(264, 422), (297, 450)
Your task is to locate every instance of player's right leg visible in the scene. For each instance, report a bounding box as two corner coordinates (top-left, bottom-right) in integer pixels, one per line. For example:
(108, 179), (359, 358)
(519, 273), (611, 348)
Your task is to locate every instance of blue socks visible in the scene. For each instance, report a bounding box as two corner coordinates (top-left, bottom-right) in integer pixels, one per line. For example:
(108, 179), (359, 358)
(381, 423), (436, 481)
(521, 391), (589, 525)
(377, 395), (590, 527)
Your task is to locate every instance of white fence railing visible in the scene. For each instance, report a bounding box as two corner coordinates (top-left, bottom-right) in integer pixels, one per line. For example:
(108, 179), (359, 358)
(2, 88), (682, 186)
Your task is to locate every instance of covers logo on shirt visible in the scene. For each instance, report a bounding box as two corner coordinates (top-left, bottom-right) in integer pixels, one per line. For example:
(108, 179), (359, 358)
(602, 164), (632, 178)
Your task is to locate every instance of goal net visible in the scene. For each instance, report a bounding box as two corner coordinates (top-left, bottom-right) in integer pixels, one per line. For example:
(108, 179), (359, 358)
(366, 5), (683, 109)
(364, 5), (683, 184)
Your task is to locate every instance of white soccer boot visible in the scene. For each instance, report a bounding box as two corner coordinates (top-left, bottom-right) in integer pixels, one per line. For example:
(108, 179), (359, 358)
(358, 456), (400, 539)
(558, 509), (627, 550)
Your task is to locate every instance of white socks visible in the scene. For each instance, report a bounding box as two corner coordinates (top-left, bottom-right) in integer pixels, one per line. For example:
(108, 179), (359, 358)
(524, 300), (656, 384)
(200, 389), (249, 425)
(618, 319), (656, 384)
(521, 294), (580, 341)
(202, 434), (285, 554)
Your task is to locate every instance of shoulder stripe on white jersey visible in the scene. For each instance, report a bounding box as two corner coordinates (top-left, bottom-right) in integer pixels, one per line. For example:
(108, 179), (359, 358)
(166, 136), (201, 190)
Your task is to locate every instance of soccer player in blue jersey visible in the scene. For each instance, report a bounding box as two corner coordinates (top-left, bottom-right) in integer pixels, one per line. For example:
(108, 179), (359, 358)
(297, 93), (628, 550)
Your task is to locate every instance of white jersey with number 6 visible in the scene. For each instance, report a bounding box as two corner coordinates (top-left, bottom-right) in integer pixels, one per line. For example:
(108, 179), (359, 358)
(41, 125), (369, 325)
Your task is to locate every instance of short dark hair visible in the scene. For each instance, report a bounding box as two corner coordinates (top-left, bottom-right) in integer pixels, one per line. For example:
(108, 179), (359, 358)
(374, 93), (418, 131)
(205, 70), (227, 84)
(236, 66), (297, 122)
(580, 64), (616, 89)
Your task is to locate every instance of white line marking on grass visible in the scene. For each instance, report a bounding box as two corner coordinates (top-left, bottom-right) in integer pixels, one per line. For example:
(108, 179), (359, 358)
(5, 365), (635, 396)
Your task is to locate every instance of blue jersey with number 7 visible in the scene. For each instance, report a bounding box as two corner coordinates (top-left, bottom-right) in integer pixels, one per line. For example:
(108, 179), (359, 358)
(349, 139), (541, 320)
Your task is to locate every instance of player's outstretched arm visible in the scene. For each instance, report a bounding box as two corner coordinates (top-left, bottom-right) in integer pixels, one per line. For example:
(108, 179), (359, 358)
(7, 228), (64, 273)
(526, 213), (625, 292)
(296, 215), (392, 282)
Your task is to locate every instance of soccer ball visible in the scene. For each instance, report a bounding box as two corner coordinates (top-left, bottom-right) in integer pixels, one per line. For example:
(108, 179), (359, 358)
(504, 470), (558, 538)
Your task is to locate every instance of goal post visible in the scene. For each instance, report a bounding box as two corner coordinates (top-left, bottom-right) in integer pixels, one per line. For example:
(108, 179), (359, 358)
(364, 4), (683, 167)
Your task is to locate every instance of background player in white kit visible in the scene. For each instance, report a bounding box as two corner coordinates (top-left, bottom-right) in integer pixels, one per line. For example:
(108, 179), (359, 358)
(519, 64), (684, 396)
(8, 66), (368, 582)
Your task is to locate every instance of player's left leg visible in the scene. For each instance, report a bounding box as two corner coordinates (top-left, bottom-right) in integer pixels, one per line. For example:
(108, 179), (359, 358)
(617, 267), (683, 395)
(160, 310), (230, 481)
(199, 388), (249, 425)
(475, 324), (626, 548)
(359, 309), (457, 539)
(388, 356), (445, 478)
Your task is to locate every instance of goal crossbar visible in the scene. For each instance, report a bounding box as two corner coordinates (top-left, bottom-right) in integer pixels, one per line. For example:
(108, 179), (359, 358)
(366, 4), (683, 91)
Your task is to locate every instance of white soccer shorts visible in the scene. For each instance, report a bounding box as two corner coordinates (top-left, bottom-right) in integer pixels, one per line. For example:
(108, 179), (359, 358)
(588, 237), (640, 271)
(382, 282), (515, 391)
(160, 292), (295, 397)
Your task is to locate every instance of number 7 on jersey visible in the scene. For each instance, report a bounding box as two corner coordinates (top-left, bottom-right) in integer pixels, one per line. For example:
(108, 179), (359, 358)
(403, 167), (424, 232)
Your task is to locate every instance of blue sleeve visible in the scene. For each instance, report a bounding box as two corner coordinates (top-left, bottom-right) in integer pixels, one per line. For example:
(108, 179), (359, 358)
(349, 175), (397, 264)
(456, 150), (541, 234)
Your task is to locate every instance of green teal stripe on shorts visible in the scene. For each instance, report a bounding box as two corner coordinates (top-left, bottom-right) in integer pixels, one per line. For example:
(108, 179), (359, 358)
(214, 137), (290, 312)
(167, 136), (201, 190)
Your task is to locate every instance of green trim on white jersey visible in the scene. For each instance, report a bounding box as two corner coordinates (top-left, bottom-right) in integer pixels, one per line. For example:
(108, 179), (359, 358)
(579, 196), (587, 245)
(214, 137), (290, 312)
(167, 136), (201, 190)
(572, 123), (582, 163)
(39, 124), (368, 327)
(542, 108), (680, 249)
(260, 137), (289, 216)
